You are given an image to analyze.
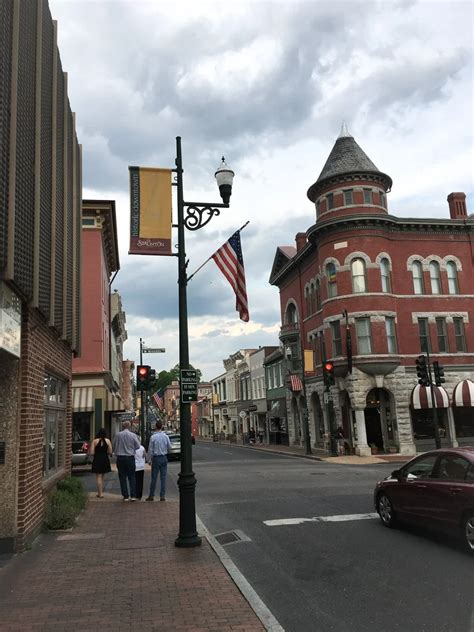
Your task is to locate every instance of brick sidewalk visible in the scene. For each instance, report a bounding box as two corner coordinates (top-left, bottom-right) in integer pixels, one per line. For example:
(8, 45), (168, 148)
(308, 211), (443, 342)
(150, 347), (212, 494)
(0, 492), (266, 632)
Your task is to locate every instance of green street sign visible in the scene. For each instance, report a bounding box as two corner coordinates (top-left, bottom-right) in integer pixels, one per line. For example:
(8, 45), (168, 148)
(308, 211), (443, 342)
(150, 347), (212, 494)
(180, 369), (198, 403)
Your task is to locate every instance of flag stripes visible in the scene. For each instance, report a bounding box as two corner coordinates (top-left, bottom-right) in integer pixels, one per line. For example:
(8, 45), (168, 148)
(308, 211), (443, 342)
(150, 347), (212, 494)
(212, 230), (249, 322)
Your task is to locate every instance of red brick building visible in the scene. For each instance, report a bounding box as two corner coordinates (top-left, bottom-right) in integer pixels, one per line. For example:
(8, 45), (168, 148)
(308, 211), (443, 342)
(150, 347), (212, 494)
(270, 125), (473, 456)
(0, 2), (81, 551)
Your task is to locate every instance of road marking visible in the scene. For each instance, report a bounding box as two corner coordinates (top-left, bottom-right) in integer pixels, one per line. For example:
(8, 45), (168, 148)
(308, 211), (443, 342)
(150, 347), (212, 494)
(264, 512), (378, 526)
(224, 451), (233, 455)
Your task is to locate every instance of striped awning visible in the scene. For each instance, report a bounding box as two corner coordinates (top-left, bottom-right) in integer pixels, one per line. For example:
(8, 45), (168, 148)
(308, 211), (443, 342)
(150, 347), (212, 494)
(453, 380), (474, 407)
(290, 374), (303, 392)
(410, 384), (449, 410)
(106, 390), (124, 412)
(72, 387), (94, 412)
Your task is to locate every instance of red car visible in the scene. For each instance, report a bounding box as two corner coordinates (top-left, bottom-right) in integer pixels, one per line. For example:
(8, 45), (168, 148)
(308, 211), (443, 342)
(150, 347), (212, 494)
(374, 447), (474, 554)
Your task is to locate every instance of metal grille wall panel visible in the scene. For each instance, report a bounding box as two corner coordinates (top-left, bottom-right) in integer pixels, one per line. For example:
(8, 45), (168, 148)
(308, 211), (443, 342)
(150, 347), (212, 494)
(13, 1), (37, 300)
(74, 143), (82, 354)
(54, 61), (64, 332)
(38, 1), (53, 320)
(65, 107), (74, 343)
(0, 1), (13, 274)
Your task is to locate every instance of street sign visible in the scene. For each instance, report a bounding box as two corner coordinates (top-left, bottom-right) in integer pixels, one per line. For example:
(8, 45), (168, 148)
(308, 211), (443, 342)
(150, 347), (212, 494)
(180, 369), (198, 403)
(143, 347), (166, 353)
(239, 411), (247, 419)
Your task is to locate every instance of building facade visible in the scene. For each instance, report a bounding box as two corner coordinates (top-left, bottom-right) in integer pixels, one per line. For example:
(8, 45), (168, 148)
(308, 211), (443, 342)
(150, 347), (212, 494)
(263, 348), (289, 445)
(71, 200), (125, 443)
(0, 1), (82, 551)
(270, 125), (474, 456)
(249, 346), (278, 437)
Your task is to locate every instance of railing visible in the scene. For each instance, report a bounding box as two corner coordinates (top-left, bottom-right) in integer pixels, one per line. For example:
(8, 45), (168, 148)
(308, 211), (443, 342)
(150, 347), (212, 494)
(279, 322), (300, 338)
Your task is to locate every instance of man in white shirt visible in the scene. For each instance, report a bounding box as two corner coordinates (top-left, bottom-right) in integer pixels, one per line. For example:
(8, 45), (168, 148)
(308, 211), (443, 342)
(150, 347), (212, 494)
(146, 421), (172, 501)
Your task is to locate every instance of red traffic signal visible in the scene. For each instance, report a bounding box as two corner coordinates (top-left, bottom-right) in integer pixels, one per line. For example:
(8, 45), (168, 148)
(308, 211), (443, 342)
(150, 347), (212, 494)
(323, 361), (335, 386)
(137, 365), (150, 390)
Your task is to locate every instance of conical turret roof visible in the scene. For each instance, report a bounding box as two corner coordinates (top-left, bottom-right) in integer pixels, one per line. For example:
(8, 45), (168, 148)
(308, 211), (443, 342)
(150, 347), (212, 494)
(307, 125), (392, 202)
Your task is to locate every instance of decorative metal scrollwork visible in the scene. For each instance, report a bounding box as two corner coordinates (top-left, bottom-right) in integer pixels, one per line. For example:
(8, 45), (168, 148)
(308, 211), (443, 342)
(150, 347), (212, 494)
(184, 205), (221, 231)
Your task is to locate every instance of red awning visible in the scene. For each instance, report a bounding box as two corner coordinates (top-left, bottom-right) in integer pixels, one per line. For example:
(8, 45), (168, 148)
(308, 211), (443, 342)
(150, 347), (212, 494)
(453, 380), (474, 407)
(410, 384), (449, 410)
(290, 374), (303, 392)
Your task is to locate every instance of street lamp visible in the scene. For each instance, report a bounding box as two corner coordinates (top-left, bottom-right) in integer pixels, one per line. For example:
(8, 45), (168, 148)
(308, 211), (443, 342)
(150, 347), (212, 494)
(285, 345), (312, 455)
(173, 137), (234, 548)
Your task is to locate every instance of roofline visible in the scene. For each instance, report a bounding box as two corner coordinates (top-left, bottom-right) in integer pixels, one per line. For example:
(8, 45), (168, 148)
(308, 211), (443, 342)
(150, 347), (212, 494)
(82, 199), (120, 273)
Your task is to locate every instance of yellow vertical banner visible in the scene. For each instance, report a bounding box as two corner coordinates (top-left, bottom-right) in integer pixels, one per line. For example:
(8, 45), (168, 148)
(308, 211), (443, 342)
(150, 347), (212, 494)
(212, 393), (219, 405)
(304, 349), (314, 373)
(129, 166), (172, 255)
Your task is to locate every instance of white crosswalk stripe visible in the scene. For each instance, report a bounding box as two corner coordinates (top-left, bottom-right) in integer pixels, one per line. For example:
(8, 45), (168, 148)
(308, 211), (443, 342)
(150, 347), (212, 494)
(264, 512), (378, 526)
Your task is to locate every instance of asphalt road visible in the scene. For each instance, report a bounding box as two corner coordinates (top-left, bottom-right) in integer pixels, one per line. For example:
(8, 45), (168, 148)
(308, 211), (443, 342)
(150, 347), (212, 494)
(191, 441), (474, 632)
(76, 442), (474, 632)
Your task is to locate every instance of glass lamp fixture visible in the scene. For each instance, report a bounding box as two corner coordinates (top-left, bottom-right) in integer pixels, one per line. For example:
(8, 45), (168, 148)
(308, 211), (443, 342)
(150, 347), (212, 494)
(215, 157), (235, 204)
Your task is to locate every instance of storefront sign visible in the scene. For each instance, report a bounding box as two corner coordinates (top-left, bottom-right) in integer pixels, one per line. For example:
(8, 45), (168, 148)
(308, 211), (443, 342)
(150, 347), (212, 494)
(0, 282), (21, 358)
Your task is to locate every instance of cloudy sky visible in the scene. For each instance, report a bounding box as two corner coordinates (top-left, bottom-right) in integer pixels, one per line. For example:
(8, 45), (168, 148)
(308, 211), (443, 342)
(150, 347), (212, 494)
(49, 0), (473, 381)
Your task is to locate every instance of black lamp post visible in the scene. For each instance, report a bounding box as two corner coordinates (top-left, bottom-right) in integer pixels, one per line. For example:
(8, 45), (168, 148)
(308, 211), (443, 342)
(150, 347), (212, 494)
(285, 345), (312, 455)
(173, 136), (235, 548)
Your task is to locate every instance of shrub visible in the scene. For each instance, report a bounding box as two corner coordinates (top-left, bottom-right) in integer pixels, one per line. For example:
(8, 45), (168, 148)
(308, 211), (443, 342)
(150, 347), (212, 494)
(45, 489), (78, 530)
(57, 476), (87, 510)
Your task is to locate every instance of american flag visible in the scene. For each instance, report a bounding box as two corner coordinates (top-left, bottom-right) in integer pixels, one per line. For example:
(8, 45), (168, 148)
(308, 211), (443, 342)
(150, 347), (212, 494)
(212, 230), (249, 322)
(152, 391), (164, 410)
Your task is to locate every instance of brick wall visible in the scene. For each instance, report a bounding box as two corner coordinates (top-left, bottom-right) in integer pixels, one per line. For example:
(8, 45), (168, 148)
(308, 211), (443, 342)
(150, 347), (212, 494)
(15, 307), (72, 551)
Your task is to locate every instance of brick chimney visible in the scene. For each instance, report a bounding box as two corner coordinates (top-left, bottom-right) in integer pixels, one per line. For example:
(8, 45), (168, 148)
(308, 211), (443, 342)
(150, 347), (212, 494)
(295, 232), (307, 251)
(447, 192), (467, 219)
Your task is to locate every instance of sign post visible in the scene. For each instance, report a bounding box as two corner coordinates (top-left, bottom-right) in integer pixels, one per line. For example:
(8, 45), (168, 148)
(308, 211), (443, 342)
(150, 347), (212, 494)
(180, 369), (198, 403)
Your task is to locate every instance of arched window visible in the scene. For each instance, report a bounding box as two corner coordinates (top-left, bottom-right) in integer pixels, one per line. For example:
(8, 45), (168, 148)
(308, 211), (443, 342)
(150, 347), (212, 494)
(446, 261), (459, 294)
(412, 261), (424, 294)
(326, 263), (337, 298)
(305, 287), (311, 317)
(286, 303), (298, 324)
(310, 282), (316, 314)
(429, 261), (441, 294)
(380, 258), (391, 293)
(351, 258), (367, 293)
(315, 279), (321, 310)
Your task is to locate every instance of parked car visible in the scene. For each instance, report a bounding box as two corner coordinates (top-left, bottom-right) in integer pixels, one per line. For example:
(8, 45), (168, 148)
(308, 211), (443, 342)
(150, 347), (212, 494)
(71, 436), (91, 466)
(167, 434), (181, 461)
(374, 447), (474, 553)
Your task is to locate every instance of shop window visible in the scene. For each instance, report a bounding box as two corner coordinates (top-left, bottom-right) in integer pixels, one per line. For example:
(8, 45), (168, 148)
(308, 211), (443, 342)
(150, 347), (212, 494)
(355, 317), (372, 354)
(326, 263), (337, 298)
(446, 261), (459, 294)
(351, 258), (367, 293)
(43, 374), (67, 478)
(331, 321), (343, 356)
(380, 258), (391, 293)
(385, 317), (397, 353)
(429, 261), (441, 294)
(412, 261), (424, 294)
(436, 317), (449, 353)
(417, 317), (431, 353)
(454, 317), (467, 352)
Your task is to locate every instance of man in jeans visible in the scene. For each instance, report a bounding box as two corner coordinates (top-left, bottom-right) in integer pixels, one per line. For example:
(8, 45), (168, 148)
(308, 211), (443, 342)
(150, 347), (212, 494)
(146, 421), (172, 501)
(113, 420), (141, 501)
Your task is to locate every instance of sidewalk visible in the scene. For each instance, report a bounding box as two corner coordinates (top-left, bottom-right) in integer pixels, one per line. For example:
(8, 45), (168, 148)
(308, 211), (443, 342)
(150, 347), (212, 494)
(203, 437), (410, 465)
(0, 484), (278, 632)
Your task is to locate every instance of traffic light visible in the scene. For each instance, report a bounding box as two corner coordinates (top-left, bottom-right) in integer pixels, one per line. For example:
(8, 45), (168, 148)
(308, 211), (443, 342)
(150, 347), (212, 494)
(433, 361), (445, 386)
(415, 355), (429, 386)
(323, 361), (335, 387)
(148, 368), (156, 390)
(137, 365), (150, 390)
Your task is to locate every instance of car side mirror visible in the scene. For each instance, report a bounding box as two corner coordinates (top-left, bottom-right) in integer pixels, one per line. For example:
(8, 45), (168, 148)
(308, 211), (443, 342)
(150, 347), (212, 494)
(392, 469), (402, 480)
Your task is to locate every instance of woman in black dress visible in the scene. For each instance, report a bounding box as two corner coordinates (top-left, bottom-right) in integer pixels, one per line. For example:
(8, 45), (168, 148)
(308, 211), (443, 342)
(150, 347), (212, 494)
(90, 428), (112, 498)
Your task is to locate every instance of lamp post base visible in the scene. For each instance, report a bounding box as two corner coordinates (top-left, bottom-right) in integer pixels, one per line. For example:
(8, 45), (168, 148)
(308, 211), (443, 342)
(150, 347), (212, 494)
(175, 534), (202, 548)
(175, 470), (202, 548)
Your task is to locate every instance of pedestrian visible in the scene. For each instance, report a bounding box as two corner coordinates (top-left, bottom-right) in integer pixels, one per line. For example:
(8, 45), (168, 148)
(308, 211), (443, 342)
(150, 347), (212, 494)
(258, 429), (264, 444)
(90, 428), (112, 498)
(134, 442), (147, 500)
(248, 428), (256, 444)
(112, 420), (141, 501)
(146, 421), (172, 502)
(336, 426), (345, 456)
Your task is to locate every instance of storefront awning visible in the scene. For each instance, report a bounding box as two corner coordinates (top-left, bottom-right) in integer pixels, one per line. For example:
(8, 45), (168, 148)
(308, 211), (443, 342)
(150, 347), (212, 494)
(410, 384), (449, 410)
(453, 379), (474, 407)
(72, 387), (94, 412)
(106, 390), (124, 412)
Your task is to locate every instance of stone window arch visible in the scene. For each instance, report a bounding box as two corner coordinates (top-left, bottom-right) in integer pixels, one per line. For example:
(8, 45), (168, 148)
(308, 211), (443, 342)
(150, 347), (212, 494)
(285, 301), (298, 324)
(344, 251), (372, 267)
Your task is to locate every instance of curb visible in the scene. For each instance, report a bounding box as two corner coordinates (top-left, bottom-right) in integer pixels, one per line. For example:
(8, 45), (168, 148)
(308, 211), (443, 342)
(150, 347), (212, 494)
(196, 515), (285, 632)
